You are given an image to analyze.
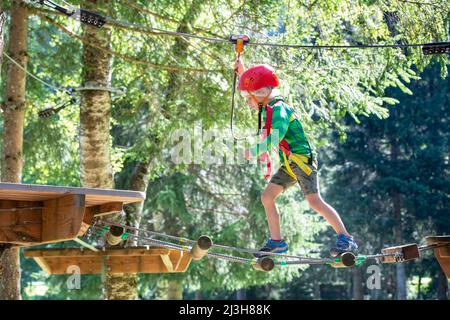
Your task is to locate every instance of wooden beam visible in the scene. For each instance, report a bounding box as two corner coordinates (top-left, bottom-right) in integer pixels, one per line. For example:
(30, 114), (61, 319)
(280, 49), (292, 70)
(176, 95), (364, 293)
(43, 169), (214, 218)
(24, 247), (193, 274)
(0, 182), (146, 206)
(425, 236), (450, 279)
(24, 247), (172, 258)
(73, 238), (99, 252)
(173, 250), (185, 271)
(84, 202), (123, 220)
(0, 201), (43, 244)
(160, 254), (174, 272)
(33, 257), (53, 274)
(41, 194), (86, 244)
(381, 243), (420, 263)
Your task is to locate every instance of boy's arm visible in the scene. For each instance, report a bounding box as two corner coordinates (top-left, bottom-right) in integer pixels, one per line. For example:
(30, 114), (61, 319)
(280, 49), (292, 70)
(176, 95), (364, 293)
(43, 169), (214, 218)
(248, 106), (290, 158)
(235, 57), (245, 76)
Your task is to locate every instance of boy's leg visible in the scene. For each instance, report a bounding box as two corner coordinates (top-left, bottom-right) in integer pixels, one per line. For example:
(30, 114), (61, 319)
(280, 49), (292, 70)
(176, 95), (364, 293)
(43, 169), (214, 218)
(305, 192), (350, 237)
(254, 172), (295, 257)
(294, 162), (351, 236)
(294, 160), (358, 253)
(261, 183), (285, 240)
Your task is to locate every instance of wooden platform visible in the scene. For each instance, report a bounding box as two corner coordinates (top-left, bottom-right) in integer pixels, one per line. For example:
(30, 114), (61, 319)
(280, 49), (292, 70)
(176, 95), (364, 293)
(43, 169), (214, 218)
(24, 247), (192, 274)
(0, 183), (145, 246)
(425, 236), (450, 279)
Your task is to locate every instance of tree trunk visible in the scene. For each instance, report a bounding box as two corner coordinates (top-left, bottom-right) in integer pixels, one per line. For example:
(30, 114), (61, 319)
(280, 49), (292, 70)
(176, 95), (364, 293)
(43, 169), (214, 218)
(0, 0), (28, 301)
(79, 0), (137, 300)
(416, 273), (422, 300)
(124, 160), (151, 246)
(1, 0), (27, 182)
(352, 267), (364, 300)
(236, 288), (247, 300)
(0, 9), (6, 67)
(195, 290), (204, 300)
(390, 138), (407, 300)
(154, 279), (183, 300)
(79, 0), (113, 190)
(436, 270), (448, 300)
(167, 279), (183, 300)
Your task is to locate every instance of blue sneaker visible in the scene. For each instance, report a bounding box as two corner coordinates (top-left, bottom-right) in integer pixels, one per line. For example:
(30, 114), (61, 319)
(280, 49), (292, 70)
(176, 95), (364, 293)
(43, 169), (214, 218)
(330, 234), (358, 257)
(253, 238), (288, 258)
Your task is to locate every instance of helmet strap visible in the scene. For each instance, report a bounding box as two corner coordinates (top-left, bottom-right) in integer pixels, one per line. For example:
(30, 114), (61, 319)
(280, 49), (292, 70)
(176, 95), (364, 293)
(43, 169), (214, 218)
(257, 103), (263, 134)
(248, 90), (273, 135)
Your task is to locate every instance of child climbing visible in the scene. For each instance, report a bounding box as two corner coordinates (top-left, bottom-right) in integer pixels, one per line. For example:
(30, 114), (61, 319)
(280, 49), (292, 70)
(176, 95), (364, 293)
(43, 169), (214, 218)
(235, 58), (358, 258)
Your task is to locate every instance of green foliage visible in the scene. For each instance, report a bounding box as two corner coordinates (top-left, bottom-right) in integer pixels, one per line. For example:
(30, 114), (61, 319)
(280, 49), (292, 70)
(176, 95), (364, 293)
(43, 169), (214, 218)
(0, 0), (448, 299)
(319, 62), (449, 299)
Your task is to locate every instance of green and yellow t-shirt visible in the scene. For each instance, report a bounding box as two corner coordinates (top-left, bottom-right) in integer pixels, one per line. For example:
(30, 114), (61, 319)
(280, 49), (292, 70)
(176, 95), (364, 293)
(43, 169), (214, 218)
(249, 97), (315, 162)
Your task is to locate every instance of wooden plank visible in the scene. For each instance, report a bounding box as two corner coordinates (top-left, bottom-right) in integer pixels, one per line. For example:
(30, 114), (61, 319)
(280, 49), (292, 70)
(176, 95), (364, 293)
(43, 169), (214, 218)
(77, 222), (91, 237)
(41, 194), (86, 243)
(381, 243), (420, 263)
(33, 257), (53, 274)
(0, 205), (43, 244)
(83, 203), (123, 226)
(173, 250), (184, 271)
(0, 183), (145, 206)
(160, 254), (174, 272)
(24, 247), (172, 258)
(170, 249), (192, 272)
(435, 246), (450, 279)
(24, 247), (193, 274)
(84, 202), (123, 218)
(0, 224), (42, 244)
(425, 236), (450, 245)
(0, 183), (144, 246)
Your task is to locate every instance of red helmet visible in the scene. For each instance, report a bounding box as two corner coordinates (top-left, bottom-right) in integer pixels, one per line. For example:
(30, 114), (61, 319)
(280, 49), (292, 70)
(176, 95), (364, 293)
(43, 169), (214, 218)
(238, 64), (279, 91)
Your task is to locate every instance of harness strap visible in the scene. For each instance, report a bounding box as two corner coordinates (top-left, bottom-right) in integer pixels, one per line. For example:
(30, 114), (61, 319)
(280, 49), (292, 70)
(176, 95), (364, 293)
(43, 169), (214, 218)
(262, 100), (314, 180)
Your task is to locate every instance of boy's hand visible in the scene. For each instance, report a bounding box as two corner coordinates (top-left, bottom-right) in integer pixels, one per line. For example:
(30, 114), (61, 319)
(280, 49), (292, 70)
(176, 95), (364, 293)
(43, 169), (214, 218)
(244, 149), (253, 160)
(258, 152), (269, 163)
(234, 57), (245, 76)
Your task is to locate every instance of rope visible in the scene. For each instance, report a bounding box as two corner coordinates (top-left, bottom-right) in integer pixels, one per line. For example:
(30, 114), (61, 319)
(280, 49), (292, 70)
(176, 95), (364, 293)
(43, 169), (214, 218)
(105, 17), (228, 44)
(98, 220), (197, 245)
(97, 221), (328, 261)
(248, 42), (437, 50)
(207, 252), (253, 264)
(3, 52), (70, 94)
(90, 224), (415, 267)
(95, 226), (328, 266)
(91, 224), (255, 265)
(3, 52), (126, 101)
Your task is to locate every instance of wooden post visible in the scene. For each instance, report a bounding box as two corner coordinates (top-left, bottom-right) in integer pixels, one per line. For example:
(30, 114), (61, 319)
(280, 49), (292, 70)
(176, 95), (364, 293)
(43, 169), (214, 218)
(189, 236), (212, 260)
(329, 252), (356, 268)
(252, 256), (275, 272)
(106, 225), (125, 246)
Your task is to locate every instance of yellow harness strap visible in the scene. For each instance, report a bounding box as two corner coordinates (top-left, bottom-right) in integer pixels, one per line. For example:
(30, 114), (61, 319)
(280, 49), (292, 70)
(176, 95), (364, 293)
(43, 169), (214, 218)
(282, 114), (313, 180)
(283, 153), (313, 180)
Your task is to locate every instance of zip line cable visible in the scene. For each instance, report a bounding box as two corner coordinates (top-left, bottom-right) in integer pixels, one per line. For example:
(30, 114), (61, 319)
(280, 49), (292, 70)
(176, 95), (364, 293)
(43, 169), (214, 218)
(30, 0), (450, 53)
(90, 224), (412, 267)
(2, 52), (127, 117)
(3, 52), (71, 94)
(96, 221), (329, 261)
(93, 222), (443, 268)
(94, 220), (410, 264)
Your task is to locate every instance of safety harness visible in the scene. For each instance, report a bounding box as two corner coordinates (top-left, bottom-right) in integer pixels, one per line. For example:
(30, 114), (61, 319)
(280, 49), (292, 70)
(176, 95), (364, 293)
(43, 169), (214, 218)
(259, 98), (316, 180)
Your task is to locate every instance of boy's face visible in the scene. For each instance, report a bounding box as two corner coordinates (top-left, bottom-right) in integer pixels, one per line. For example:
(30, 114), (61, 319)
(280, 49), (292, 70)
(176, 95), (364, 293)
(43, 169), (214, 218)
(241, 92), (266, 110)
(243, 95), (261, 110)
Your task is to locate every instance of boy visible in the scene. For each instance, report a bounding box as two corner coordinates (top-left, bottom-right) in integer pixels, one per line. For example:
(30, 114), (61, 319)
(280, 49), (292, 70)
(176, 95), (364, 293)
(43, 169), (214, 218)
(235, 59), (358, 257)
